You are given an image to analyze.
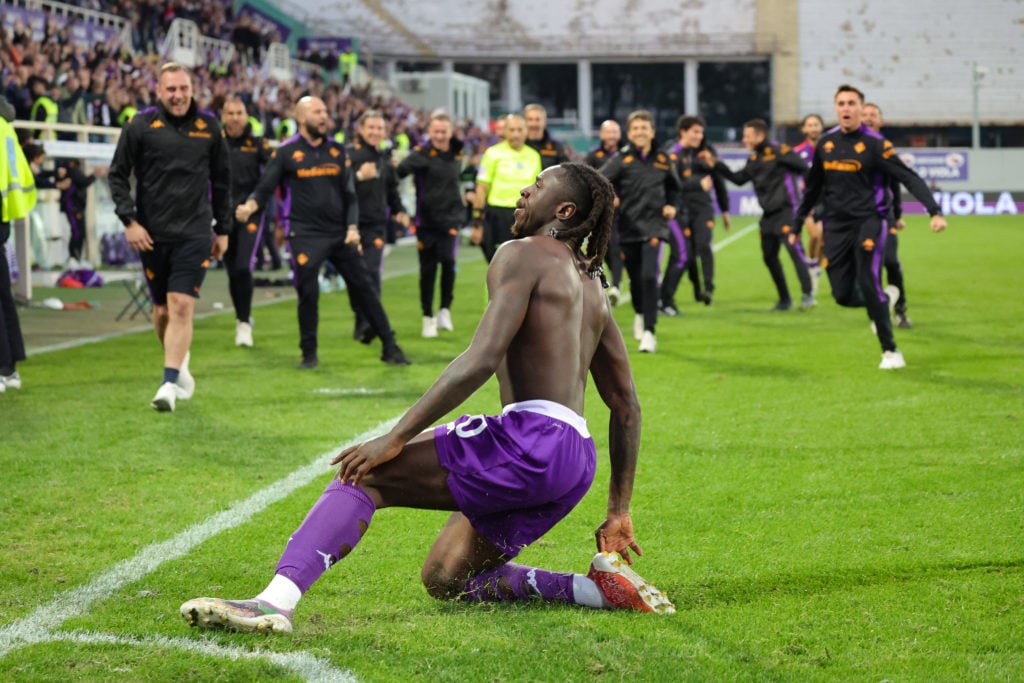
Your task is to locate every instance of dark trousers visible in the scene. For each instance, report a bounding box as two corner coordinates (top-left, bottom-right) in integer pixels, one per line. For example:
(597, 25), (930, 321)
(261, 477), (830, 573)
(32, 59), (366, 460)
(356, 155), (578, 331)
(347, 224), (385, 328)
(289, 233), (395, 359)
(823, 217), (896, 352)
(65, 206), (85, 261)
(418, 226), (458, 316)
(659, 218), (689, 308)
(225, 215), (264, 323)
(0, 225), (26, 372)
(760, 210), (812, 302)
(684, 206), (716, 296)
(883, 227), (907, 313)
(481, 205), (516, 263)
(621, 238), (662, 333)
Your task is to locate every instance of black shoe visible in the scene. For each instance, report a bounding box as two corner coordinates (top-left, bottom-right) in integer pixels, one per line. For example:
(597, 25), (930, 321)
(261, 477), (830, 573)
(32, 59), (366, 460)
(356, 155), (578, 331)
(698, 291), (713, 306)
(381, 345), (411, 366)
(895, 312), (913, 328)
(772, 300), (793, 311)
(354, 322), (377, 345)
(298, 356), (319, 369)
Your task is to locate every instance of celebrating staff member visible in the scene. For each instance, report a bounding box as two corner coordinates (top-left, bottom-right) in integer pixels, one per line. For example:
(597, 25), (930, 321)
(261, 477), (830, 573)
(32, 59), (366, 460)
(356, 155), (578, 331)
(221, 95), (273, 348)
(794, 84), (946, 370)
(236, 97), (410, 369)
(108, 62), (231, 412)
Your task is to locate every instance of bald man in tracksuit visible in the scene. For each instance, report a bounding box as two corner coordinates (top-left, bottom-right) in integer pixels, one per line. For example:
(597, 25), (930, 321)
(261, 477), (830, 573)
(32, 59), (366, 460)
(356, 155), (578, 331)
(238, 97), (410, 369)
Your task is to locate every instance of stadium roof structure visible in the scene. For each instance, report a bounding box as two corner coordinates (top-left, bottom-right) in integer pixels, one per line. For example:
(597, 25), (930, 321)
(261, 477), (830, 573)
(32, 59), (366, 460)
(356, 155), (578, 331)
(273, 0), (766, 60)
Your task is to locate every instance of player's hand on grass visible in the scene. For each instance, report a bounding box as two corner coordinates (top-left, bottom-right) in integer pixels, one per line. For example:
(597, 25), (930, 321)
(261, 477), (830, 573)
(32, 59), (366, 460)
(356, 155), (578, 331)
(595, 512), (642, 564)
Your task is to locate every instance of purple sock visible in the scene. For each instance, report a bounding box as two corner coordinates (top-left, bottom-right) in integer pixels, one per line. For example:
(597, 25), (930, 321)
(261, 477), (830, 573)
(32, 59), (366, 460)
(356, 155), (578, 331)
(275, 480), (376, 593)
(163, 368), (179, 384)
(461, 563), (575, 603)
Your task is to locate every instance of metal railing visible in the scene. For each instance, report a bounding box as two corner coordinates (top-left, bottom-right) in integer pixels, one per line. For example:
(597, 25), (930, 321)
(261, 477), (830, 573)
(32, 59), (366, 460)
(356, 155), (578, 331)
(9, 120), (122, 302)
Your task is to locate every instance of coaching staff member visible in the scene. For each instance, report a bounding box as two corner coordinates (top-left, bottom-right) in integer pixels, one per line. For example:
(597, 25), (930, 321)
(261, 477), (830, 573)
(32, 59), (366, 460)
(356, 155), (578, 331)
(108, 62), (231, 413)
(795, 84), (946, 370)
(236, 96), (410, 369)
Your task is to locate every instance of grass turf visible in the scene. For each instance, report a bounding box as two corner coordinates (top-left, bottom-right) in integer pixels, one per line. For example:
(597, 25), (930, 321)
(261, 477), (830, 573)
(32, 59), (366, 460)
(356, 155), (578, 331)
(1, 214), (1021, 681)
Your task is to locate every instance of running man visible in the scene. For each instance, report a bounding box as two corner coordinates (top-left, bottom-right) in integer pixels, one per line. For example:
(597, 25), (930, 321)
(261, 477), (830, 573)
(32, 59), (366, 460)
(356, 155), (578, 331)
(794, 84), (946, 369)
(181, 162), (674, 634)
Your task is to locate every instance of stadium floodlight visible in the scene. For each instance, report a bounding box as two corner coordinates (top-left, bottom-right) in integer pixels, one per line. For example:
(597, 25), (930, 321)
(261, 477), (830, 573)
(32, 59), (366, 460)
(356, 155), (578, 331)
(972, 62), (988, 149)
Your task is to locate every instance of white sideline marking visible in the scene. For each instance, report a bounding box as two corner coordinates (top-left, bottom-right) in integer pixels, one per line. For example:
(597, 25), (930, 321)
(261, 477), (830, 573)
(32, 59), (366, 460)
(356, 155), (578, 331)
(0, 416), (399, 664)
(47, 631), (355, 683)
(25, 257), (433, 357)
(713, 221), (759, 251)
(312, 387), (387, 395)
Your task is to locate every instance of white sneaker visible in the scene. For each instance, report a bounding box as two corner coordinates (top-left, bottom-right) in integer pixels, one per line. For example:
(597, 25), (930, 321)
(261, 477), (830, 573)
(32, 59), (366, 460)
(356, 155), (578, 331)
(1, 371), (20, 389)
(884, 284), (900, 320)
(879, 349), (907, 369)
(0, 380), (5, 393)
(235, 321), (254, 347)
(607, 286), (621, 307)
(633, 314), (644, 341)
(176, 352), (195, 400)
(151, 382), (179, 411)
(422, 316), (438, 338)
(810, 265), (822, 297)
(639, 330), (657, 353)
(437, 308), (453, 331)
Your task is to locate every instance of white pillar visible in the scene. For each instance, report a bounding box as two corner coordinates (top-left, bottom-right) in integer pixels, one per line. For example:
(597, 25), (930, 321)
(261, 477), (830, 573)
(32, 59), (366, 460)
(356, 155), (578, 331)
(577, 59), (592, 137)
(685, 59), (699, 115)
(506, 61), (521, 112)
(441, 59), (454, 73)
(384, 59), (397, 87)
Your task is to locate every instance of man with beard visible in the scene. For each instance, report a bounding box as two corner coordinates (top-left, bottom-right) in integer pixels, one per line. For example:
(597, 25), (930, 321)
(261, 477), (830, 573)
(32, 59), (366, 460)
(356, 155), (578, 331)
(236, 97), (411, 369)
(794, 113), (825, 286)
(108, 63), (232, 412)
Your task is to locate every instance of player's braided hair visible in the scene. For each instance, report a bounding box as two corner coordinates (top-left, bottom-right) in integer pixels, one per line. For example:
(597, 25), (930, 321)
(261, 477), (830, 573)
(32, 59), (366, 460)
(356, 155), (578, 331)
(554, 162), (615, 286)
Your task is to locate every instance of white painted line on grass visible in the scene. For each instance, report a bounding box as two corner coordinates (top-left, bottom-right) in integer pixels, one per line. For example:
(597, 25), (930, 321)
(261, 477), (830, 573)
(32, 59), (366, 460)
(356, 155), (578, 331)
(713, 220), (759, 252)
(25, 253), (441, 357)
(47, 631), (356, 683)
(312, 387), (387, 395)
(0, 416), (399, 663)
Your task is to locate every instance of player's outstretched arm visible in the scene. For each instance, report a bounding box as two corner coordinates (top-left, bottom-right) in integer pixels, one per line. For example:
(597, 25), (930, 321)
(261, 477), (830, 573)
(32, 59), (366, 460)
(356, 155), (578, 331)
(588, 314), (643, 562)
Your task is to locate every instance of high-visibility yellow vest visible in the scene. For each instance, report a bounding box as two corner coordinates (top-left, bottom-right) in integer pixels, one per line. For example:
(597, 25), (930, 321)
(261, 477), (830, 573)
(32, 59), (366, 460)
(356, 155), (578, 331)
(30, 95), (58, 124)
(1, 118), (38, 221)
(248, 116), (264, 137)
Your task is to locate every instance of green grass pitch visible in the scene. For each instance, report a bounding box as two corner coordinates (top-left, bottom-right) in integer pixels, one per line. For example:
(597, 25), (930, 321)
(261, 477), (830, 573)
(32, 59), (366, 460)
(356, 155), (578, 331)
(1, 214), (1022, 681)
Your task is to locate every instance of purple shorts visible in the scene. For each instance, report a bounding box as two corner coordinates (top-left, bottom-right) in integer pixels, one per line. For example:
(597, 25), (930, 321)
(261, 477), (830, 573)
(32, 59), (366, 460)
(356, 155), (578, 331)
(433, 400), (597, 557)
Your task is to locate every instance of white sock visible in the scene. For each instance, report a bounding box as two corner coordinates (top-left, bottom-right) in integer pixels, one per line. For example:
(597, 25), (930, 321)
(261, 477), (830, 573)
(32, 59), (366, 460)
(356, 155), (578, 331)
(255, 574), (302, 612)
(572, 574), (607, 609)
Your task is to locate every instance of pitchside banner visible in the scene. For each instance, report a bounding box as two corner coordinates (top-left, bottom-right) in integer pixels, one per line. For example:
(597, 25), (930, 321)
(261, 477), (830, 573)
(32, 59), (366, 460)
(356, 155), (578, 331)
(716, 147), (1020, 216)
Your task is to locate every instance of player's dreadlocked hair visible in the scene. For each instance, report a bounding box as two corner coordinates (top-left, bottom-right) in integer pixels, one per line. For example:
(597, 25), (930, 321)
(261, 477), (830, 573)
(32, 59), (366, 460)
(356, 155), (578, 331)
(554, 162), (615, 286)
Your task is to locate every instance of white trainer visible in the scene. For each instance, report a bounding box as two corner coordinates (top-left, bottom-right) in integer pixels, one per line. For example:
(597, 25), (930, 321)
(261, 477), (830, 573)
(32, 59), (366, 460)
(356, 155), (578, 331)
(1, 370), (20, 390)
(181, 597), (293, 634)
(879, 349), (907, 370)
(607, 285), (621, 307)
(884, 284), (900, 320)
(422, 316), (438, 338)
(151, 382), (179, 412)
(176, 352), (195, 400)
(633, 314), (644, 341)
(235, 321), (254, 347)
(638, 330), (657, 353)
(437, 308), (454, 331)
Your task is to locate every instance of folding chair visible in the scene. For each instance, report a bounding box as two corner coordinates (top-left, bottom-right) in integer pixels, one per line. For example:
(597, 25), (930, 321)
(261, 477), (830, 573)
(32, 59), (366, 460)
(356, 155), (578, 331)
(116, 272), (151, 322)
